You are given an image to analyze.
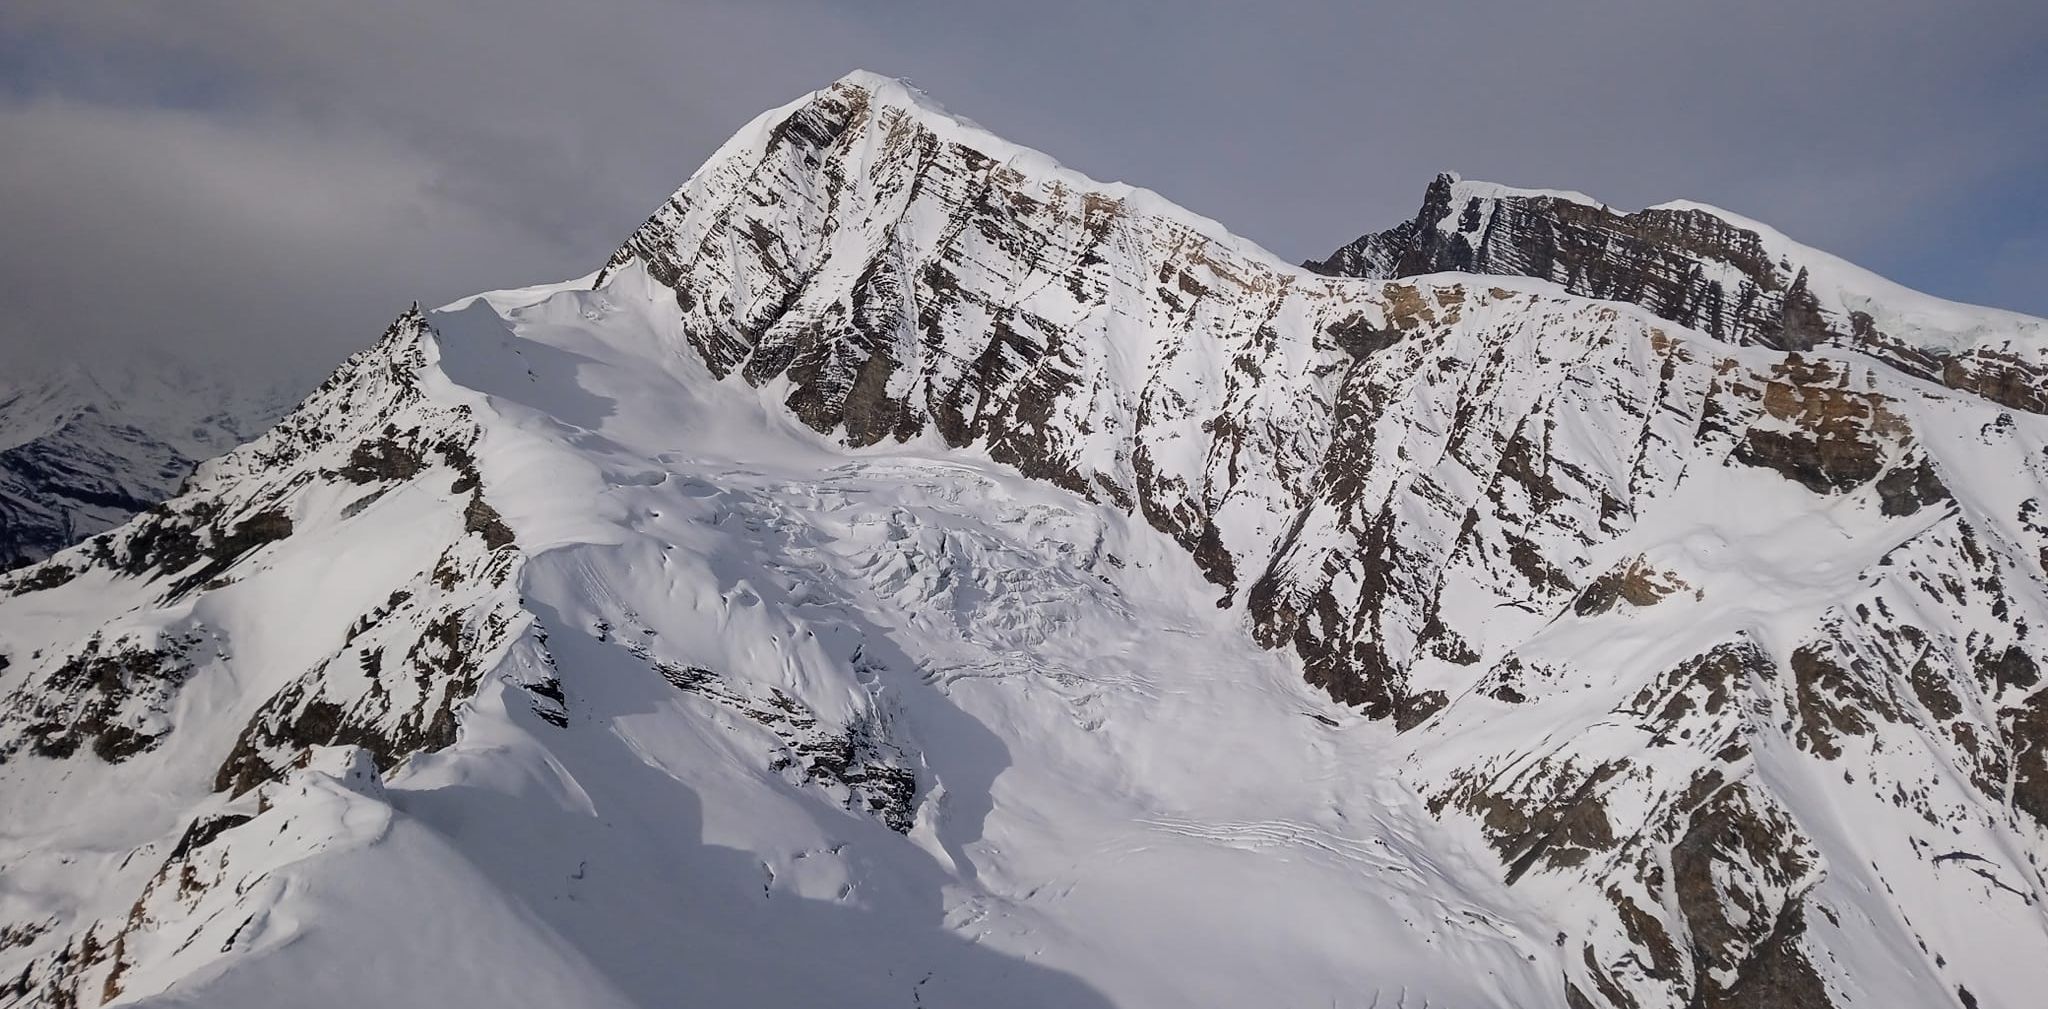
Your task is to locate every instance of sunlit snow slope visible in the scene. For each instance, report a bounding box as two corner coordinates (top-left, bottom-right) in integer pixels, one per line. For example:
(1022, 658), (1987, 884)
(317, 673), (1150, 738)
(2, 72), (2045, 1009)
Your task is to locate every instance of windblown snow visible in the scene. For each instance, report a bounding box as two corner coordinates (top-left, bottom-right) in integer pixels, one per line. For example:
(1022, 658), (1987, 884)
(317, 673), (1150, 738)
(2, 71), (2045, 1009)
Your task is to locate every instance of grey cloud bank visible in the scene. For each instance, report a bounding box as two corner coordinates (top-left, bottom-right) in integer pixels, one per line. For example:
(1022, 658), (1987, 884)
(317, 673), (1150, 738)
(2, 0), (2043, 383)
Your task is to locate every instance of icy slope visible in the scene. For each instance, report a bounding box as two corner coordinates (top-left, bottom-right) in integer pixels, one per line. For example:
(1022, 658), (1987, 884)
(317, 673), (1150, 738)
(2, 71), (2046, 1009)
(0, 360), (291, 570)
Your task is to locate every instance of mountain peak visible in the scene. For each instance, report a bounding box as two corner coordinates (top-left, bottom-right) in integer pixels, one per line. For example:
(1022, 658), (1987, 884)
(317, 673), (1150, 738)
(602, 69), (1298, 291)
(5, 76), (2048, 1009)
(1435, 173), (1605, 210)
(1311, 169), (2048, 411)
(830, 68), (943, 111)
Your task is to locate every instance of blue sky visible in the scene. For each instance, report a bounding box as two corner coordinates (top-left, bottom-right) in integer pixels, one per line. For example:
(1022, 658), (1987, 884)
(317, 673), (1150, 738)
(3, 1), (2043, 380)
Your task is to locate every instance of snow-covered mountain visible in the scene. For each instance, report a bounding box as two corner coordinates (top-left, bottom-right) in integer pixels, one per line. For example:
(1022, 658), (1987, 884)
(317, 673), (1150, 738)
(2, 71), (2044, 1009)
(1308, 172), (2048, 412)
(0, 361), (292, 570)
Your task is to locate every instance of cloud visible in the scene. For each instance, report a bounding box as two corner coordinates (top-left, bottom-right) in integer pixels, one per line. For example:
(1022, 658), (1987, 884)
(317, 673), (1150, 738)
(1, 0), (2042, 383)
(0, 96), (566, 378)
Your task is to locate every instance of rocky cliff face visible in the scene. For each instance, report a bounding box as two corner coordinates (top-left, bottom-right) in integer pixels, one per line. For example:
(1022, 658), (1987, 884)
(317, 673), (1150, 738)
(596, 78), (2048, 1007)
(1310, 172), (2048, 415)
(1, 73), (2044, 1009)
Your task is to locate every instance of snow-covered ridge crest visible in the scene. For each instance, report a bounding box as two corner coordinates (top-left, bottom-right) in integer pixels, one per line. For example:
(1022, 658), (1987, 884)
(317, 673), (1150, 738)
(0, 307), (548, 1004)
(1312, 170), (2048, 414)
(1422, 170), (2047, 344)
(603, 69), (1307, 285)
(1643, 195), (2048, 345)
(1432, 171), (1606, 212)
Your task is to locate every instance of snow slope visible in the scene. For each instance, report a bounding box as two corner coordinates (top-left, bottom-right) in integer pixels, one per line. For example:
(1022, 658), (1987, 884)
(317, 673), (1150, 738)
(0, 272), (1560, 1008)
(2, 72), (2045, 1009)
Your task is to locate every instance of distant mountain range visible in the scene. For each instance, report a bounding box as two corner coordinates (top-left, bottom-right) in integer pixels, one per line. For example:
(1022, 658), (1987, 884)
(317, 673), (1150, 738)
(0, 360), (293, 569)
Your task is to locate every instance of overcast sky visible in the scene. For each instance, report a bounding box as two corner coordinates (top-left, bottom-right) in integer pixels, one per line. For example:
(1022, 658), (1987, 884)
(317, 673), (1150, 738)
(4, 1), (2044, 385)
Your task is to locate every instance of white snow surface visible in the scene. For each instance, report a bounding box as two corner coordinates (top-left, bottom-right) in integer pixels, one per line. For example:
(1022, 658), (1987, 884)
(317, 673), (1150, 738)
(0, 266), (1561, 1007)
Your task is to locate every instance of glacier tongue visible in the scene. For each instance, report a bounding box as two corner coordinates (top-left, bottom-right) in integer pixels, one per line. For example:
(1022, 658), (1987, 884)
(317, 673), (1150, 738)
(2, 70), (2047, 1009)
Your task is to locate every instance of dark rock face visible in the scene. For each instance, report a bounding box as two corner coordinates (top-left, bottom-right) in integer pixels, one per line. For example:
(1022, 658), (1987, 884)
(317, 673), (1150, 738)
(1310, 173), (2048, 414)
(1672, 783), (1826, 1005)
(1309, 175), (1798, 347)
(2, 632), (202, 764)
(1723, 355), (1904, 494)
(652, 656), (920, 834)
(334, 430), (427, 484)
(0, 436), (159, 570)
(1873, 456), (1951, 516)
(1573, 558), (1689, 617)
(2012, 689), (2048, 829)
(212, 591), (514, 797)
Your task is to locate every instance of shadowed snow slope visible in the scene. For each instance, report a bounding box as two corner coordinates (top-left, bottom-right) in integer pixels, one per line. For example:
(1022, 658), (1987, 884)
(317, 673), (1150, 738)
(3, 72), (2046, 1009)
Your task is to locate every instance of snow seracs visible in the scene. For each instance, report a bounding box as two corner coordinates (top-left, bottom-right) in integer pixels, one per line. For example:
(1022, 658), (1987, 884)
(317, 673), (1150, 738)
(2, 70), (2047, 1009)
(1309, 171), (2048, 413)
(0, 359), (292, 571)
